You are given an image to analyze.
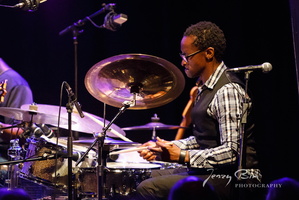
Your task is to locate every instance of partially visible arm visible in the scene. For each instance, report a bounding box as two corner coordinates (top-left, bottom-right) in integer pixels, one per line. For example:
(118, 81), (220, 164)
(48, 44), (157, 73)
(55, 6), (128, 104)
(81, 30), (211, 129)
(175, 85), (198, 140)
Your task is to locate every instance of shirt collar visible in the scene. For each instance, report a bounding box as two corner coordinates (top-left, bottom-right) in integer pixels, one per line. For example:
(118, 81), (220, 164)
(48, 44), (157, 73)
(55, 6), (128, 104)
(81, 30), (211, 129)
(203, 61), (227, 90)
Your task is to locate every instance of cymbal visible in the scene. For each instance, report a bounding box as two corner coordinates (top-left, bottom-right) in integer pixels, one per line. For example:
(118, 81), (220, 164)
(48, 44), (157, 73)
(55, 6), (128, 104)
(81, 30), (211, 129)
(21, 104), (126, 138)
(122, 122), (187, 130)
(122, 113), (188, 130)
(0, 107), (69, 125)
(84, 54), (185, 110)
(73, 137), (138, 145)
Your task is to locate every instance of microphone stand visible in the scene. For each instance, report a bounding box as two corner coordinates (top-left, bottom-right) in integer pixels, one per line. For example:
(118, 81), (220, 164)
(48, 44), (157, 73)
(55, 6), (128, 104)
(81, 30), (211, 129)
(59, 3), (116, 36)
(59, 3), (116, 142)
(0, 154), (66, 166)
(65, 101), (75, 200)
(75, 100), (134, 200)
(65, 87), (85, 200)
(237, 71), (252, 180)
(59, 3), (115, 96)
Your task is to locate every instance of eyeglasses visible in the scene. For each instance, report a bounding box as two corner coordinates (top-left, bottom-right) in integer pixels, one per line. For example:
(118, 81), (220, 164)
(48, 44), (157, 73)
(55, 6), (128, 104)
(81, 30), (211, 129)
(179, 49), (204, 62)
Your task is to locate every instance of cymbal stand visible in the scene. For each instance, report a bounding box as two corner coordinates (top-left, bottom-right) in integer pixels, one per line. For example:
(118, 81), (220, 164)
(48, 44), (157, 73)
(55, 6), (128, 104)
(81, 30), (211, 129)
(150, 114), (160, 140)
(76, 99), (135, 200)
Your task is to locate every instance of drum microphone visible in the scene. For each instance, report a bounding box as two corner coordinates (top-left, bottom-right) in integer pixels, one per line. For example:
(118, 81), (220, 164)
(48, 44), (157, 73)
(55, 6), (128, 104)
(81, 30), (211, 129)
(24, 124), (44, 138)
(63, 81), (84, 118)
(43, 150), (82, 162)
(226, 62), (272, 73)
(25, 124), (54, 138)
(38, 124), (54, 138)
(100, 11), (128, 31)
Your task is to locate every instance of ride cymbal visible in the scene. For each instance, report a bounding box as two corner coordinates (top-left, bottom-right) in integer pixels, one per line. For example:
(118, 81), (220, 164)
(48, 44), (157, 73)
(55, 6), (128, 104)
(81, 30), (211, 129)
(84, 54), (185, 110)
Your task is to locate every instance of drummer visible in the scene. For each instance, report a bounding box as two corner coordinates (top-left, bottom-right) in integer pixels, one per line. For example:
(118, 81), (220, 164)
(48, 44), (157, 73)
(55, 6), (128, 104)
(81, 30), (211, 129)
(0, 58), (33, 162)
(134, 21), (262, 200)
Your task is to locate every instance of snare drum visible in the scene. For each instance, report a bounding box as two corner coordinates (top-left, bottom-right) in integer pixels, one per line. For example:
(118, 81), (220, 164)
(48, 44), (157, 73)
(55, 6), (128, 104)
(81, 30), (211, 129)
(19, 137), (96, 189)
(106, 162), (161, 196)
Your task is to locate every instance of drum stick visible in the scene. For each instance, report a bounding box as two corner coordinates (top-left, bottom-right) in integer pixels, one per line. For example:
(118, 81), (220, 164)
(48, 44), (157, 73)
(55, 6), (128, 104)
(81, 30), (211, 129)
(84, 112), (133, 142)
(109, 146), (148, 155)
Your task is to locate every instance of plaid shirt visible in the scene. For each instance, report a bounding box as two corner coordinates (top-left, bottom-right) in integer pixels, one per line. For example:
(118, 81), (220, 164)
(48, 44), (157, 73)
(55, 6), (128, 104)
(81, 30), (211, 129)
(173, 62), (259, 176)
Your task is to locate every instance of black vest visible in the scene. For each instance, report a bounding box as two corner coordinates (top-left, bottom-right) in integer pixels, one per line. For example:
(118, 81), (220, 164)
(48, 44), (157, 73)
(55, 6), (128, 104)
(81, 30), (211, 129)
(191, 71), (259, 168)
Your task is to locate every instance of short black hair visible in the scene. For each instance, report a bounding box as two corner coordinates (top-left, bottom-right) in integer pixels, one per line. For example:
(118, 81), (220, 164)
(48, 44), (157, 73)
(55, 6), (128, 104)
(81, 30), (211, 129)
(183, 21), (226, 62)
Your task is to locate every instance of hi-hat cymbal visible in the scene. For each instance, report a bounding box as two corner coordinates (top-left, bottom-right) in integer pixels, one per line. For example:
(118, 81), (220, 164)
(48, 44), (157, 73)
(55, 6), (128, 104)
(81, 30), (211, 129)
(122, 114), (188, 131)
(21, 104), (126, 138)
(84, 54), (185, 110)
(122, 122), (187, 131)
(0, 107), (69, 125)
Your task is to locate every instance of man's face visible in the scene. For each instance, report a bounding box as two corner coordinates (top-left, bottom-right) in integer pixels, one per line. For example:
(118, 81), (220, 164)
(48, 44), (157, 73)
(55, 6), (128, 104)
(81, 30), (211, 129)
(180, 36), (206, 78)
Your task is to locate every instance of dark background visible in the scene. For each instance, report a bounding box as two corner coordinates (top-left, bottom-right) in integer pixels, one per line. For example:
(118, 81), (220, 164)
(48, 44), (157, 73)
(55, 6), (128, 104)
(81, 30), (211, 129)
(0, 0), (298, 185)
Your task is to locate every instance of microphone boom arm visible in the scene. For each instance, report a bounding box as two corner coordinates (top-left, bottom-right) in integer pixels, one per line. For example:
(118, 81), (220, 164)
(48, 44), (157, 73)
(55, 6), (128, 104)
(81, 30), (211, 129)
(59, 3), (116, 36)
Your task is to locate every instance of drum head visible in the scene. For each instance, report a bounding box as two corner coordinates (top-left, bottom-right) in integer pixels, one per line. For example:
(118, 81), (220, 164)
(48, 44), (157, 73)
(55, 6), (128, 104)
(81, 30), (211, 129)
(107, 162), (161, 169)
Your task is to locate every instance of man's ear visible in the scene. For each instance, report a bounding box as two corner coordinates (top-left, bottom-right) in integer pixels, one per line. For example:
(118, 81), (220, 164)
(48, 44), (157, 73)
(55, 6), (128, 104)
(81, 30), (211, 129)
(205, 47), (215, 61)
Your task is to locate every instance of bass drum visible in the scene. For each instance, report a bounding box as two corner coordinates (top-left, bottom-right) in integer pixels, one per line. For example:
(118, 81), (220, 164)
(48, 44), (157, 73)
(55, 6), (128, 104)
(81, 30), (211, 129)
(19, 137), (96, 190)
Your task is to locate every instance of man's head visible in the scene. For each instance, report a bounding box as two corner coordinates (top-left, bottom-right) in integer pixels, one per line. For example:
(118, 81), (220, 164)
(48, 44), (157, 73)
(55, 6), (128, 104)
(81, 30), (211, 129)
(183, 21), (226, 62)
(180, 21), (226, 80)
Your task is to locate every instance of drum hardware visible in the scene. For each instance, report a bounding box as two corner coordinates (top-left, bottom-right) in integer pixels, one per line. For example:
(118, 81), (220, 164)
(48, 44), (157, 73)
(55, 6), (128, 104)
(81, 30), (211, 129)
(61, 81), (86, 200)
(6, 139), (22, 189)
(59, 4), (126, 198)
(75, 100), (134, 200)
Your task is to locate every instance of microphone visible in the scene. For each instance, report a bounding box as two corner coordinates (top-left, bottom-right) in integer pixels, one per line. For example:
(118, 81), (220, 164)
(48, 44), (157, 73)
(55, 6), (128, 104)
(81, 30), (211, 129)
(13, 0), (47, 12)
(101, 11), (128, 31)
(43, 150), (82, 161)
(63, 81), (84, 118)
(24, 124), (44, 138)
(226, 62), (272, 73)
(37, 124), (54, 138)
(56, 150), (82, 162)
(22, 123), (54, 138)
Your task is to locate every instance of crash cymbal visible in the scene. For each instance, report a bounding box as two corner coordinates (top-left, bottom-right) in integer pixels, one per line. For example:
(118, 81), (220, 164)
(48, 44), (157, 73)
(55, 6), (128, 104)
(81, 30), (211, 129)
(84, 54), (185, 110)
(21, 104), (126, 138)
(0, 107), (69, 125)
(122, 122), (187, 131)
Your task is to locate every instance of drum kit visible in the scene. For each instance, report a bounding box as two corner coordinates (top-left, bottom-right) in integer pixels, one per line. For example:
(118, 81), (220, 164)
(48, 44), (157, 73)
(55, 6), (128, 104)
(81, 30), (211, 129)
(0, 54), (187, 199)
